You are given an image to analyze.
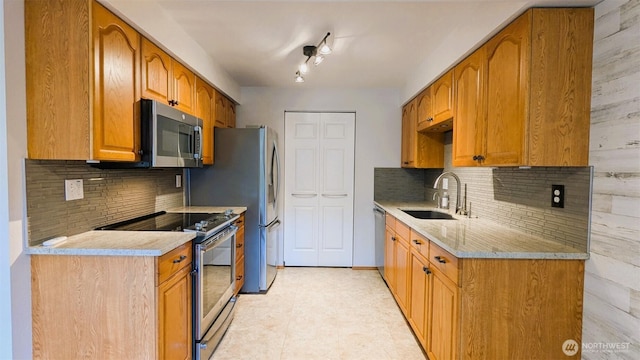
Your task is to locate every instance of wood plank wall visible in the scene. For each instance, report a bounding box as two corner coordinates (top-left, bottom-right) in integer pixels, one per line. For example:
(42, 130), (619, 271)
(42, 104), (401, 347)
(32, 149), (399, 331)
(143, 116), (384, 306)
(583, 0), (640, 358)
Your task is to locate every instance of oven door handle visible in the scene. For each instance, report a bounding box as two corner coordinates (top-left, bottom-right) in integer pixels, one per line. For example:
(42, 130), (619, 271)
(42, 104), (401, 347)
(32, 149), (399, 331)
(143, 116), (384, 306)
(199, 225), (238, 252)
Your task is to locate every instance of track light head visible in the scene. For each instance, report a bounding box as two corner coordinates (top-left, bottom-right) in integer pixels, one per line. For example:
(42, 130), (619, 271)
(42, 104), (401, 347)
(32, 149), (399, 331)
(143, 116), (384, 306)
(294, 32), (333, 83)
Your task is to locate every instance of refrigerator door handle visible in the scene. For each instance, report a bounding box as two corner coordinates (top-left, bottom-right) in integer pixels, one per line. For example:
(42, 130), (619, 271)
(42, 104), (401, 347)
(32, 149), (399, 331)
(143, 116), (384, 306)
(259, 219), (281, 230)
(273, 140), (281, 206)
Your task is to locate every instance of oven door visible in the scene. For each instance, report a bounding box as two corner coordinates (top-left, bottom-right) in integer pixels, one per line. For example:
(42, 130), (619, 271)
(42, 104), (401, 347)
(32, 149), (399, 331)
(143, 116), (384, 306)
(194, 225), (237, 340)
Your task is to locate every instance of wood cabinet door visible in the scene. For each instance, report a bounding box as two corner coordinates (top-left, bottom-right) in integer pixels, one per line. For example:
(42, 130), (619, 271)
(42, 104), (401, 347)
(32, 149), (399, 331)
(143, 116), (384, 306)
(158, 265), (192, 360)
(196, 78), (215, 165)
(416, 87), (433, 130)
(172, 61), (196, 115)
(25, 0), (91, 160)
(428, 268), (459, 360)
(384, 226), (396, 291)
(527, 8), (593, 166)
(401, 100), (417, 168)
(409, 251), (431, 348)
(432, 69), (454, 125)
(92, 2), (140, 161)
(394, 235), (410, 315)
(227, 99), (236, 128)
(453, 47), (485, 167)
(214, 90), (227, 128)
(483, 12), (530, 166)
(141, 38), (172, 106)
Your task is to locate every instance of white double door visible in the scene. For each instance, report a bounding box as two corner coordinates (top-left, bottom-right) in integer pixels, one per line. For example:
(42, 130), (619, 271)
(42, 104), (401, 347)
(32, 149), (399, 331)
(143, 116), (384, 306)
(284, 112), (355, 267)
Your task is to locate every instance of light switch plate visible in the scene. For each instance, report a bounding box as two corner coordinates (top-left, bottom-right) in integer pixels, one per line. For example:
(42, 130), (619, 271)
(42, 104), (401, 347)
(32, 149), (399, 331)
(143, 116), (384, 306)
(65, 179), (84, 201)
(442, 178), (449, 190)
(175, 174), (182, 188)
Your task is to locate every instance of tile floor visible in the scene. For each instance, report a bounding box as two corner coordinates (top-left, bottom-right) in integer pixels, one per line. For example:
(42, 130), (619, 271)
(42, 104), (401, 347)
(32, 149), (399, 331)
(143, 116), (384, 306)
(211, 267), (427, 360)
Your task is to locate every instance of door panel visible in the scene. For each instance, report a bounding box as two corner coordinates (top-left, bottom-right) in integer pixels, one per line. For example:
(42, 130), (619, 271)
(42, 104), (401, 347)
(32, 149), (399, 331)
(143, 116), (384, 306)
(284, 112), (355, 267)
(294, 148), (317, 192)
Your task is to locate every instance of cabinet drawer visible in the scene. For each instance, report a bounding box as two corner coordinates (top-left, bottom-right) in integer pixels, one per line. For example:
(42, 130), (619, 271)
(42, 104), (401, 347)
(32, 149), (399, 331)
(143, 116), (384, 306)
(410, 229), (429, 260)
(158, 242), (192, 284)
(430, 241), (459, 285)
(385, 213), (396, 229)
(234, 256), (244, 295)
(395, 220), (411, 243)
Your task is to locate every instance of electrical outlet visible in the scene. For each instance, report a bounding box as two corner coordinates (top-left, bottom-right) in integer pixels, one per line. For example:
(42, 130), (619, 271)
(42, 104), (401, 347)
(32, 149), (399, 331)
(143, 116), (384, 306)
(175, 174), (182, 188)
(551, 184), (564, 208)
(65, 179), (84, 201)
(442, 178), (449, 190)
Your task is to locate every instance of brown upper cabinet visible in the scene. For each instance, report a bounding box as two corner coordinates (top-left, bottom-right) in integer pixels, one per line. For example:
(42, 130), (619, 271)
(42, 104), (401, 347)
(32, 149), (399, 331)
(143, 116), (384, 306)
(416, 69), (454, 133)
(416, 86), (433, 131)
(26, 0), (141, 161)
(453, 47), (485, 167)
(214, 91), (236, 128)
(402, 99), (444, 169)
(430, 69), (455, 131)
(453, 8), (594, 167)
(141, 38), (196, 115)
(195, 77), (215, 165)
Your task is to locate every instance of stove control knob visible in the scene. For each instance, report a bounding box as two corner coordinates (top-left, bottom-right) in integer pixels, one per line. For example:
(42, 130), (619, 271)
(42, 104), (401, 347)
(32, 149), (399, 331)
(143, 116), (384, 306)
(224, 209), (233, 217)
(200, 220), (209, 228)
(195, 222), (203, 231)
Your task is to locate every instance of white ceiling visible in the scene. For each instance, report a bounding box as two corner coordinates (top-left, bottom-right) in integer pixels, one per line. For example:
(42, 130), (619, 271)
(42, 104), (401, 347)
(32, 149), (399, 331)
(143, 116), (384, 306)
(149, 0), (600, 89)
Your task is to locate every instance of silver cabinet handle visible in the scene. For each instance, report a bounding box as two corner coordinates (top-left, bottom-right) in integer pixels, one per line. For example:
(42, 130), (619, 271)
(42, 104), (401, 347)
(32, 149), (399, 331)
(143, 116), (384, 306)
(322, 194), (348, 198)
(291, 193), (317, 198)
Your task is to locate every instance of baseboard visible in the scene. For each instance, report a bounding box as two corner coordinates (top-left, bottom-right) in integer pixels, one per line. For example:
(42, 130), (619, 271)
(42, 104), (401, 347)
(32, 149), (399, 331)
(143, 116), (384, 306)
(276, 265), (285, 269)
(351, 266), (378, 270)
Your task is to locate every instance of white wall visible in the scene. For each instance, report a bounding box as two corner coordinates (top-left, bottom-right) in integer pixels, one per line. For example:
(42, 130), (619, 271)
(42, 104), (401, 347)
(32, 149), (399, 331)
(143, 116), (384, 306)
(2, 0), (31, 358)
(0, 0), (11, 356)
(238, 87), (400, 266)
(583, 0), (640, 358)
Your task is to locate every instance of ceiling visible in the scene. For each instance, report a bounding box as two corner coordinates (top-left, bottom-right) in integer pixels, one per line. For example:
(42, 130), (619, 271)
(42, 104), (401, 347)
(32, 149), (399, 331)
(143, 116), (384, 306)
(151, 0), (600, 89)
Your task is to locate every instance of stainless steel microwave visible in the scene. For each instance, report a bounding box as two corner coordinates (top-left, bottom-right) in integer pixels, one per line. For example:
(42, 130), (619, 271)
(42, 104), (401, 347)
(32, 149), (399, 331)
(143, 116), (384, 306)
(141, 99), (203, 168)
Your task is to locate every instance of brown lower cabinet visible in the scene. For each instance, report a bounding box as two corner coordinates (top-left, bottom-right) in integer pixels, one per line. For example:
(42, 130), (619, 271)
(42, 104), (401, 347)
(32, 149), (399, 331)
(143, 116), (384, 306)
(385, 215), (585, 359)
(234, 214), (246, 294)
(31, 242), (193, 360)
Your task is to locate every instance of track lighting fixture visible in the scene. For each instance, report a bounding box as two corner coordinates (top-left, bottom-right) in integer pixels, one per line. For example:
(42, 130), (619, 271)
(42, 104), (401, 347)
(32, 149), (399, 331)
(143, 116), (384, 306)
(294, 32), (332, 83)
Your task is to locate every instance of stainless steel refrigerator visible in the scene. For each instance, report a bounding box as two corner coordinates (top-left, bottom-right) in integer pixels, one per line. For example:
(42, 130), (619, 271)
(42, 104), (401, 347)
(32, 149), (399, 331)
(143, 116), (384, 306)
(188, 126), (280, 293)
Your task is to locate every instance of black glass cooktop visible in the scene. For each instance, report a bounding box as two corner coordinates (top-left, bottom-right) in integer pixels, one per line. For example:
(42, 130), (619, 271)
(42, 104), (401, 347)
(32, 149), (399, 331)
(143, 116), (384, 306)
(96, 211), (226, 232)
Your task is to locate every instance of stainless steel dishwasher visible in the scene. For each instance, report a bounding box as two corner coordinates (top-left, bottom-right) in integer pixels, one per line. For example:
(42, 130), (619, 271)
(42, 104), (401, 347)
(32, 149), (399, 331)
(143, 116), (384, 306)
(373, 205), (386, 277)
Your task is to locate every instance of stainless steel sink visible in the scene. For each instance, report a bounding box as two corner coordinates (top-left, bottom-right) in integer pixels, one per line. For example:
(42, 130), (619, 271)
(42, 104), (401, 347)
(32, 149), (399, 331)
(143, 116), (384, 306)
(401, 209), (455, 220)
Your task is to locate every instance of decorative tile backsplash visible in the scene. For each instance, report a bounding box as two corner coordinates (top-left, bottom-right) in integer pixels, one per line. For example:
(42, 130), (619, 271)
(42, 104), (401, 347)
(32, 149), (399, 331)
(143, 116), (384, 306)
(375, 132), (592, 251)
(25, 160), (184, 245)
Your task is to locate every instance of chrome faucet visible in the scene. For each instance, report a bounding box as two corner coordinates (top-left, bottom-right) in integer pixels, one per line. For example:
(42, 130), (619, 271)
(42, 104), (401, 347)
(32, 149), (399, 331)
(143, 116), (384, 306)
(433, 171), (462, 215)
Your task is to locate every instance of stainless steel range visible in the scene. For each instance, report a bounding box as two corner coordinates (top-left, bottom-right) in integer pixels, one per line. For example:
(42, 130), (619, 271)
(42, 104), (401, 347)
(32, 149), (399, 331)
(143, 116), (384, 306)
(97, 210), (240, 359)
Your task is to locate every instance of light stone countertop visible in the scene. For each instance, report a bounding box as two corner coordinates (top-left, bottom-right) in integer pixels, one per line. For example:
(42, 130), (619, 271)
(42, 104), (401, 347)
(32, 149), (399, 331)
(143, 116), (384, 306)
(375, 201), (589, 260)
(27, 206), (247, 256)
(27, 231), (196, 256)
